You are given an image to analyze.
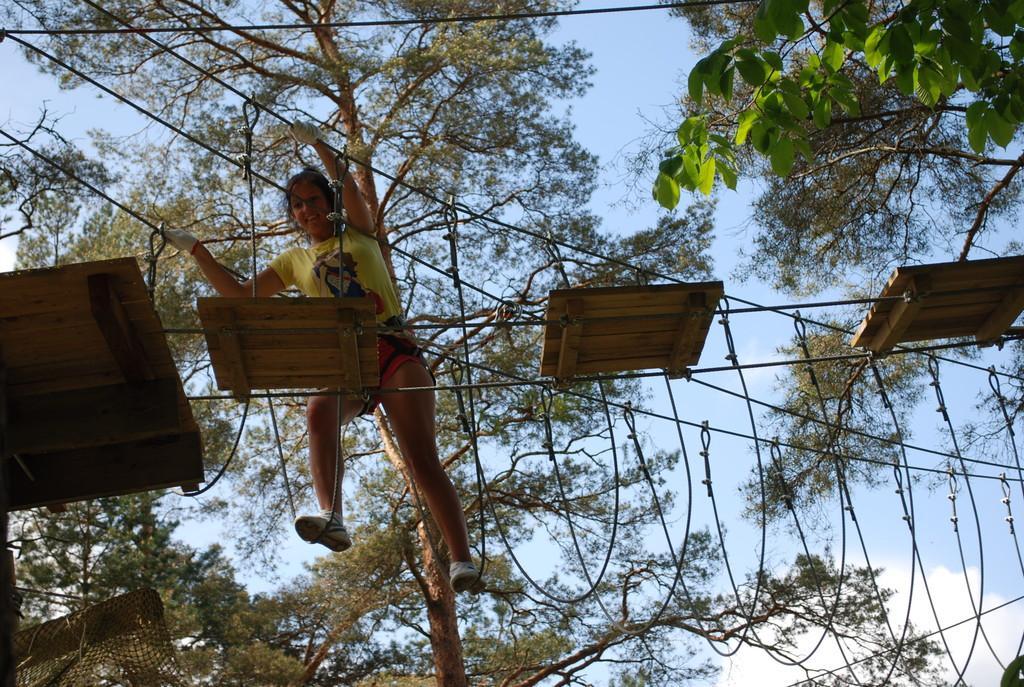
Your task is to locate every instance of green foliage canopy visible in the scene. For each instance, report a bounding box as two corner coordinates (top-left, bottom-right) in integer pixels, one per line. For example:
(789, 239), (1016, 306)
(656, 0), (1024, 205)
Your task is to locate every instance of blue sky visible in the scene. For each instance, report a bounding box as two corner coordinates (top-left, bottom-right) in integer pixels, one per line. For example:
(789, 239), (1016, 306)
(2, 4), (1022, 685)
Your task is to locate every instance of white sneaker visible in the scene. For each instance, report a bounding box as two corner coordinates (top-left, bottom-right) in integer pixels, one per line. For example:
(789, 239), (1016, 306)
(294, 511), (352, 552)
(449, 560), (482, 594)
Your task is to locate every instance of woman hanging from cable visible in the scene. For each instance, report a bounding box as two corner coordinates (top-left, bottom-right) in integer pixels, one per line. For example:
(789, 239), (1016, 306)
(164, 121), (481, 594)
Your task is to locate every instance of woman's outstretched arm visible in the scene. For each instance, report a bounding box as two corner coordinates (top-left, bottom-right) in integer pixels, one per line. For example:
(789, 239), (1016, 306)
(165, 229), (285, 298)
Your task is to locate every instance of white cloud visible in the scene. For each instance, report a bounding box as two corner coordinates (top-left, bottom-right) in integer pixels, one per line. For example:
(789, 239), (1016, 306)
(712, 563), (1022, 686)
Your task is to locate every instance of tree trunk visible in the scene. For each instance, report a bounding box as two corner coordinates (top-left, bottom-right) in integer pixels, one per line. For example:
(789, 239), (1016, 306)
(377, 411), (467, 686)
(418, 522), (467, 687)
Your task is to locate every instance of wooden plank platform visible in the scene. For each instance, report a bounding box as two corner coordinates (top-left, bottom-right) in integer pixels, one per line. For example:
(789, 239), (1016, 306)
(850, 255), (1024, 353)
(197, 297), (380, 397)
(539, 282), (723, 381)
(0, 258), (204, 510)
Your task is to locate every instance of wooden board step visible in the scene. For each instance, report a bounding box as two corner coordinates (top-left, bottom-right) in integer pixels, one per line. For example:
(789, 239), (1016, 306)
(539, 282), (723, 382)
(0, 258), (204, 510)
(850, 255), (1024, 353)
(197, 297), (380, 397)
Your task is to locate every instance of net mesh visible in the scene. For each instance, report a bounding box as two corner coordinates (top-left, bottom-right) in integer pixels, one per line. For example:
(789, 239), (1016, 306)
(13, 588), (188, 687)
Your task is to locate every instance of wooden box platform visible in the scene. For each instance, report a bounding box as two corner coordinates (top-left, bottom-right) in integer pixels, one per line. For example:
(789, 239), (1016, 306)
(197, 297), (380, 397)
(851, 255), (1024, 353)
(0, 258), (204, 510)
(539, 282), (723, 381)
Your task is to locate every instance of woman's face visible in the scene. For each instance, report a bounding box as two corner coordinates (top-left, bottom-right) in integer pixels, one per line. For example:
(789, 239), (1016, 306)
(289, 179), (334, 243)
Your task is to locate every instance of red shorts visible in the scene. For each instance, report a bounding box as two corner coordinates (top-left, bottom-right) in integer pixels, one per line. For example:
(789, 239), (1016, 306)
(360, 335), (425, 415)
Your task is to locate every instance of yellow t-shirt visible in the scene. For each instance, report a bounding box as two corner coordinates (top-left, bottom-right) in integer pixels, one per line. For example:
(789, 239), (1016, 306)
(269, 233), (402, 325)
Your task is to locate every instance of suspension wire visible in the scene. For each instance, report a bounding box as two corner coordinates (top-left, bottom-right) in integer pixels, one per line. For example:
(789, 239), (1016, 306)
(4, 32), (290, 195)
(867, 361), (935, 681)
(184, 399), (252, 497)
(267, 397), (297, 520)
(12, 8), (1024, 398)
(14, 10), (1024, 675)
(533, 387), (620, 605)
(791, 314), (907, 682)
(5, 0), (760, 36)
(0, 127), (162, 233)
(12, 4), (1024, 406)
(180, 341), (1024, 485)
(781, 593), (1024, 687)
(708, 301), (822, 668)
(442, 195), (487, 582)
(239, 97), (261, 293)
(988, 369), (1024, 656)
(330, 149), (351, 527)
(766, 440), (856, 665)
(870, 360), (991, 680)
(927, 357), (1001, 676)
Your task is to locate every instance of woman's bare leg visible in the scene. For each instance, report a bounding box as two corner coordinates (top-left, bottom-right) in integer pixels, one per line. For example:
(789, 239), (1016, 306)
(379, 361), (472, 562)
(306, 394), (363, 515)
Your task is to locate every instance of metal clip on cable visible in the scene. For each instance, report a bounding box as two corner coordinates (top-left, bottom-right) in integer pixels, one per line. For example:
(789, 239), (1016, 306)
(146, 221), (167, 300)
(330, 147), (349, 237)
(700, 420), (712, 497)
(444, 193), (460, 288)
(947, 467), (959, 532)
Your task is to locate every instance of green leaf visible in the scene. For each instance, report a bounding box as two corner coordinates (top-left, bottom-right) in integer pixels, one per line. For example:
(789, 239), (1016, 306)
(831, 87), (860, 115)
(889, 24), (915, 64)
(822, 41), (845, 72)
(720, 66), (736, 102)
(984, 4), (1017, 36)
(754, 0), (778, 42)
(718, 162), (738, 190)
(682, 148), (700, 186)
(1001, 655), (1024, 687)
(782, 91), (810, 119)
(770, 136), (795, 176)
(763, 51), (784, 72)
(736, 109), (759, 144)
(653, 171), (681, 209)
(916, 66), (941, 106)
(812, 96), (832, 128)
(677, 116), (701, 146)
(895, 66), (916, 95)
(781, 12), (805, 40)
(737, 57), (770, 86)
(688, 64), (705, 103)
(767, 0), (794, 30)
(864, 26), (886, 68)
(967, 115), (988, 154)
(698, 156), (716, 194)
(877, 53), (895, 82)
(793, 135), (814, 162)
(985, 108), (1016, 147)
(966, 101), (987, 130)
(751, 121), (773, 153)
(659, 155), (684, 178)
(1010, 34), (1024, 61)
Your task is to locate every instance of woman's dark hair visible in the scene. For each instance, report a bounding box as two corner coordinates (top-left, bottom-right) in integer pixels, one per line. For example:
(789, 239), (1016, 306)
(282, 167), (335, 221)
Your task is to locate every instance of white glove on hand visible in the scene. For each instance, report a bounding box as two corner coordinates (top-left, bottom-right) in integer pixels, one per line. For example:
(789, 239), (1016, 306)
(164, 228), (198, 254)
(289, 121), (322, 146)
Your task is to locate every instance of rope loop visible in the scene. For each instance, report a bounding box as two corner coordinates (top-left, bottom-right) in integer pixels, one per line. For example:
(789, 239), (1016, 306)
(242, 94), (260, 131)
(793, 310), (808, 341)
